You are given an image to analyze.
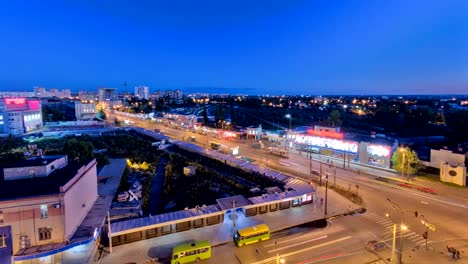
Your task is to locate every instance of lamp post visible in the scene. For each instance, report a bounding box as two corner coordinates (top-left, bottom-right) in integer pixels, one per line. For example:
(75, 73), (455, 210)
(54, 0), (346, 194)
(232, 200), (236, 231)
(387, 198), (405, 264)
(309, 150), (313, 181)
(400, 147), (407, 180)
(324, 173), (329, 216)
(285, 114), (291, 153)
(386, 213), (397, 263)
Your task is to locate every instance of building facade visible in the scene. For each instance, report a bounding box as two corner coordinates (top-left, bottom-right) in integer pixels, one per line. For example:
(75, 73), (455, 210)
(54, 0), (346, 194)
(74, 101), (97, 120)
(98, 88), (117, 102)
(134, 86), (149, 100)
(0, 98), (42, 135)
(0, 157), (98, 264)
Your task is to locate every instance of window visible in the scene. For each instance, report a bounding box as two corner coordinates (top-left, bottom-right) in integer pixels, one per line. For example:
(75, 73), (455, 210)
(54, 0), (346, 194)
(38, 227), (51, 241)
(40, 204), (48, 219)
(0, 234), (6, 248)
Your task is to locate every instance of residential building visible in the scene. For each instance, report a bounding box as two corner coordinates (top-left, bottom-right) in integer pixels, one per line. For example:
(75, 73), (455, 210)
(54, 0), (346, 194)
(74, 101), (96, 120)
(78, 91), (98, 101)
(134, 86), (149, 100)
(0, 156), (98, 264)
(98, 88), (117, 102)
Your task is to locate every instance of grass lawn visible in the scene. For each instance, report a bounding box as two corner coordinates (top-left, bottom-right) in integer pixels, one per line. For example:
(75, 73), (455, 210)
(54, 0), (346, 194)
(417, 173), (467, 189)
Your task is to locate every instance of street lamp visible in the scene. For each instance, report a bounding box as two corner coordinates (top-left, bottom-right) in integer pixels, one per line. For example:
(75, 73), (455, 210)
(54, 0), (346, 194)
(399, 147), (407, 181)
(324, 173), (329, 216)
(285, 114), (292, 153)
(387, 198), (406, 264)
(274, 241), (285, 264)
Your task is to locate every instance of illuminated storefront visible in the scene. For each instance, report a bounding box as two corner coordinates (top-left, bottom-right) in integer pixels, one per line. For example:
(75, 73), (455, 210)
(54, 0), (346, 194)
(289, 131), (393, 169)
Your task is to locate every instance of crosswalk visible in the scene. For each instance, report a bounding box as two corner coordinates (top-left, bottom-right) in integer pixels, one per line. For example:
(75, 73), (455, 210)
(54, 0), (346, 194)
(360, 211), (430, 248)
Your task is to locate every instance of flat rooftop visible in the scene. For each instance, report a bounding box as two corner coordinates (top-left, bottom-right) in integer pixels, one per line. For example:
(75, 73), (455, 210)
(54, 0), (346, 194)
(0, 160), (90, 200)
(3, 155), (66, 168)
(216, 195), (252, 210)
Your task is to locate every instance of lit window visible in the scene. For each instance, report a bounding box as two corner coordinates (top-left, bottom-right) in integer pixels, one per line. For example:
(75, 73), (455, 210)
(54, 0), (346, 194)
(38, 228), (51, 241)
(0, 234), (6, 248)
(40, 205), (48, 219)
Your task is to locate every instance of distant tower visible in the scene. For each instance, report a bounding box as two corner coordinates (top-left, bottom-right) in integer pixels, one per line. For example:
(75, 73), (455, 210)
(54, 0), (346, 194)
(123, 81), (128, 96)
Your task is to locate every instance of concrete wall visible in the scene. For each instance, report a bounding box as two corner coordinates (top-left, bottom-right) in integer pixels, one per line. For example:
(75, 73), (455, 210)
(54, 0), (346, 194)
(3, 165), (47, 180)
(0, 196), (65, 255)
(358, 142), (368, 165)
(3, 156), (68, 180)
(430, 149), (465, 168)
(440, 162), (466, 186)
(63, 160), (98, 239)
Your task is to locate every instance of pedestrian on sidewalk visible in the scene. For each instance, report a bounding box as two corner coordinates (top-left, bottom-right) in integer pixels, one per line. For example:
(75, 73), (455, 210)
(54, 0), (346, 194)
(456, 250), (460, 259)
(320, 198), (324, 206)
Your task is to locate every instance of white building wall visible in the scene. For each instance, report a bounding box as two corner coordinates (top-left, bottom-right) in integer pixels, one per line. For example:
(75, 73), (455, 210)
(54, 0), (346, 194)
(430, 149), (465, 168)
(3, 156), (68, 180)
(63, 160), (98, 239)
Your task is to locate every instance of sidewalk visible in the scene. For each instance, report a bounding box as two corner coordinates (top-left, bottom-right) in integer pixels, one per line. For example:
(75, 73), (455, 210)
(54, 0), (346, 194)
(97, 185), (359, 264)
(403, 239), (468, 264)
(292, 149), (468, 202)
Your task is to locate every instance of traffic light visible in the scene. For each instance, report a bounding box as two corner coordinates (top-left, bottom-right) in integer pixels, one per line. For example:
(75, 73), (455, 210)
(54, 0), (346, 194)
(423, 231), (428, 239)
(415, 211), (419, 217)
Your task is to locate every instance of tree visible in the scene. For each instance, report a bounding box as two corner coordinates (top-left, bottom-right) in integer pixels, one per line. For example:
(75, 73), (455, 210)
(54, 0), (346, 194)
(63, 139), (95, 162)
(328, 110), (342, 127)
(391, 147), (422, 177)
(97, 109), (107, 120)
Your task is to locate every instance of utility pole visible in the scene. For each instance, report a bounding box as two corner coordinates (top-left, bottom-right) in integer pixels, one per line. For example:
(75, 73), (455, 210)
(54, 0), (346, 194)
(232, 200), (236, 231)
(320, 162), (323, 186)
(333, 161), (336, 187)
(324, 174), (329, 216)
(309, 150), (313, 181)
(387, 198), (405, 264)
(343, 151), (346, 169)
(392, 223), (397, 263)
(107, 210), (112, 253)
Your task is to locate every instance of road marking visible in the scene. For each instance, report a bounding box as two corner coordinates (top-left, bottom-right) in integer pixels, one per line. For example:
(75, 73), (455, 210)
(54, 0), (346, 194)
(267, 235), (328, 252)
(421, 201), (429, 204)
(265, 234), (327, 248)
(253, 236), (352, 264)
(376, 219), (392, 225)
(409, 192), (468, 209)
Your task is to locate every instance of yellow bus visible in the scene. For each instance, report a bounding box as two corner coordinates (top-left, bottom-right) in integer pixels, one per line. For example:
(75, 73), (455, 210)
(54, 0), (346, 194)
(234, 224), (271, 247)
(171, 240), (211, 264)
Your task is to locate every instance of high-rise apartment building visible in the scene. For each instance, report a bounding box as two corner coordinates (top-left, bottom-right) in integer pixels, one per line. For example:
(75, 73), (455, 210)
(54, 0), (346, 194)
(98, 88), (117, 102)
(134, 86), (149, 100)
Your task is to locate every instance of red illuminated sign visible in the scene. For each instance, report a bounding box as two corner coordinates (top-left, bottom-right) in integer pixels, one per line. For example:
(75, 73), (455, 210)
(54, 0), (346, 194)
(27, 101), (40, 110)
(306, 129), (344, 139)
(5, 98), (26, 105)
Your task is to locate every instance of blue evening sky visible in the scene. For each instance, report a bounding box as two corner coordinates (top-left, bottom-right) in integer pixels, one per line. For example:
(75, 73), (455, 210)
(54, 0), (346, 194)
(0, 0), (467, 95)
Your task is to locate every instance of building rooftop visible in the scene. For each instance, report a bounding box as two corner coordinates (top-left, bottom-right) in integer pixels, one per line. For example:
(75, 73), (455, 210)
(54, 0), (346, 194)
(3, 155), (66, 168)
(0, 159), (91, 200)
(111, 204), (222, 234)
(216, 195), (252, 210)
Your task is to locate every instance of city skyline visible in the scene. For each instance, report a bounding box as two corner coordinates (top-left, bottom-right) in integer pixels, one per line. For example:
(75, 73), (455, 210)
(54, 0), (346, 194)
(0, 0), (467, 95)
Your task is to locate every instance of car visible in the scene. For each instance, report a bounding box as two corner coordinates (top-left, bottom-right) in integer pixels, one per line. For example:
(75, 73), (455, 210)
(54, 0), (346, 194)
(417, 187), (436, 195)
(397, 182), (413, 189)
(366, 240), (386, 251)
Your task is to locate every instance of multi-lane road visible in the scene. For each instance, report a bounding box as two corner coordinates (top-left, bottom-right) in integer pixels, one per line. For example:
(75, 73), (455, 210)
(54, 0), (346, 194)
(108, 112), (468, 263)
